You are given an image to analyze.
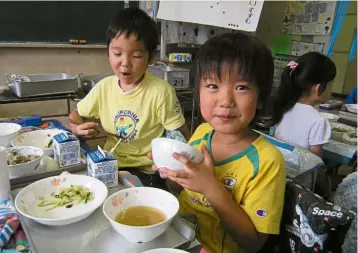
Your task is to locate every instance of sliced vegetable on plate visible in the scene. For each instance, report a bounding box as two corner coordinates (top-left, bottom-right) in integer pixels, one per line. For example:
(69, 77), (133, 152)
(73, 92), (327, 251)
(38, 185), (94, 211)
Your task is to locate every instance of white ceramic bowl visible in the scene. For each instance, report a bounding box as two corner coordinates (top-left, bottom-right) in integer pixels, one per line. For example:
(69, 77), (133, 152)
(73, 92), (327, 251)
(320, 112), (339, 123)
(345, 104), (357, 114)
(103, 187), (179, 243)
(143, 249), (189, 253)
(0, 123), (21, 147)
(15, 174), (108, 226)
(330, 123), (356, 141)
(11, 129), (63, 157)
(151, 138), (203, 171)
(6, 146), (44, 179)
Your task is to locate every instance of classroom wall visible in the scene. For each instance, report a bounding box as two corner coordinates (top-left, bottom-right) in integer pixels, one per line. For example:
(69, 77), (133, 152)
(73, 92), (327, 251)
(256, 1), (357, 95)
(0, 47), (111, 78)
(332, 1), (357, 94)
(256, 1), (331, 61)
(255, 1), (286, 48)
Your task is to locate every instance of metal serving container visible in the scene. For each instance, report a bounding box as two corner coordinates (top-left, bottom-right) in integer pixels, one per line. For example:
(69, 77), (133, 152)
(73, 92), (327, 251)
(7, 73), (80, 98)
(148, 64), (190, 90)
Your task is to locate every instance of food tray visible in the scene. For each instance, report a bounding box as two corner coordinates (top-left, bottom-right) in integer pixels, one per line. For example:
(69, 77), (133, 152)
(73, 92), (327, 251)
(12, 181), (196, 253)
(7, 73), (80, 98)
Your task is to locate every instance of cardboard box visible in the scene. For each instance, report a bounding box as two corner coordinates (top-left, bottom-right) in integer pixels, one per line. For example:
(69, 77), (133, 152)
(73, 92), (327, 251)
(53, 132), (81, 167)
(87, 146), (118, 187)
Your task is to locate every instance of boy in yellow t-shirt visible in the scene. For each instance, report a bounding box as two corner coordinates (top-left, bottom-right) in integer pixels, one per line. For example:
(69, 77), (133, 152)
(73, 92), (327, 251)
(151, 33), (286, 253)
(69, 8), (189, 181)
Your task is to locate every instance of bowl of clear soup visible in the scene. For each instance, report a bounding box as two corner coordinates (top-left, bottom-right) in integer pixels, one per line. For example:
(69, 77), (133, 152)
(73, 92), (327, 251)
(103, 187), (180, 243)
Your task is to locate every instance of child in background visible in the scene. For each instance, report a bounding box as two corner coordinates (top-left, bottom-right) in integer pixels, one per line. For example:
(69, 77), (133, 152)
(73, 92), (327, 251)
(151, 33), (286, 253)
(68, 8), (190, 184)
(270, 52), (336, 157)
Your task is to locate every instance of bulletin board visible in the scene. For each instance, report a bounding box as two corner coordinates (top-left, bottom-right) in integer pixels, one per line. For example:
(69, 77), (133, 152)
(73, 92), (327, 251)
(139, 0), (159, 21)
(157, 0), (264, 32)
(291, 41), (324, 56)
(282, 1), (337, 35)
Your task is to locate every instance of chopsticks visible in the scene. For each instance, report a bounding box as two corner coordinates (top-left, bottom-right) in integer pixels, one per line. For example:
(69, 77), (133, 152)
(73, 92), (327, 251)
(68, 118), (124, 154)
(68, 119), (119, 138)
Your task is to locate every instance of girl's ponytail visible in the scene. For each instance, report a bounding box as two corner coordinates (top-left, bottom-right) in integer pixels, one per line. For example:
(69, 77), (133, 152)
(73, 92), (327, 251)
(268, 52), (336, 126)
(269, 64), (302, 125)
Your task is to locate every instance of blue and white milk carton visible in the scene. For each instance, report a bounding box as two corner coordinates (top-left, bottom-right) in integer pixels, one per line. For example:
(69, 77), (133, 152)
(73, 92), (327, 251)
(87, 146), (118, 187)
(53, 132), (81, 167)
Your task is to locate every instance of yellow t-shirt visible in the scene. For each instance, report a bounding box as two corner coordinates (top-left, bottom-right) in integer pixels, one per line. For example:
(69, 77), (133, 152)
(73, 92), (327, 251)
(77, 73), (185, 172)
(179, 123), (286, 253)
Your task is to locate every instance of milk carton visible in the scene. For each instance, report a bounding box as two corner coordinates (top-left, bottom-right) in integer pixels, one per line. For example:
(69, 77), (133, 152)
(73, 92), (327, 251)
(53, 132), (81, 167)
(87, 146), (118, 187)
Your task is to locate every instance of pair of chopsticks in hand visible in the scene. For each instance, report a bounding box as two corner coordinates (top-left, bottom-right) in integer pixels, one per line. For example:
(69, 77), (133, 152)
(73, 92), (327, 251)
(69, 119), (118, 138)
(68, 119), (122, 154)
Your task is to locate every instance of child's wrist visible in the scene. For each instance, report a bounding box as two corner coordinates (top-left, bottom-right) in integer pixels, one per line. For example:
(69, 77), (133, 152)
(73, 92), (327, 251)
(203, 179), (224, 200)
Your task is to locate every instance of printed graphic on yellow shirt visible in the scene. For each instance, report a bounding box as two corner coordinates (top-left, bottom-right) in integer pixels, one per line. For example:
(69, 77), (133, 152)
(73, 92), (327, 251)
(201, 173), (237, 203)
(190, 195), (213, 209)
(113, 110), (140, 143)
(222, 175), (237, 193)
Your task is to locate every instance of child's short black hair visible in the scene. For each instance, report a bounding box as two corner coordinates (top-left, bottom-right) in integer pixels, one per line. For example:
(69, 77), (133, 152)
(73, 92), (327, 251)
(270, 52), (336, 125)
(106, 8), (158, 54)
(195, 32), (274, 118)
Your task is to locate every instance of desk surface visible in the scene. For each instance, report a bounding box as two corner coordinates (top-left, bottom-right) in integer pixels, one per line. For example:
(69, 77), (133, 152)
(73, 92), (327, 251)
(0, 90), (77, 104)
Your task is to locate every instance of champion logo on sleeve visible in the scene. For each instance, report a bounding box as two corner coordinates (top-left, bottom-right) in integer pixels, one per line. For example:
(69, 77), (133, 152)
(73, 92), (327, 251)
(256, 209), (268, 217)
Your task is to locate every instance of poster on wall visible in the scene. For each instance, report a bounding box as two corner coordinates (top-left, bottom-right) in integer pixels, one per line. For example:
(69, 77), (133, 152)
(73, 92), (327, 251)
(139, 0), (159, 21)
(157, 0), (264, 32)
(282, 1), (337, 35)
(291, 41), (324, 56)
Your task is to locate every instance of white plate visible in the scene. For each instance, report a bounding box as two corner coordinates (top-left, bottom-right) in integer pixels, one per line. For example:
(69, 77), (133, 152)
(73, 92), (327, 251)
(11, 129), (64, 156)
(345, 104), (357, 114)
(15, 174), (108, 226)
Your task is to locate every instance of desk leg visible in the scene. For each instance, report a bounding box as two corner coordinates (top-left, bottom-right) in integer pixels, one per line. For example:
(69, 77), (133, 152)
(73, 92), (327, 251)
(67, 99), (71, 114)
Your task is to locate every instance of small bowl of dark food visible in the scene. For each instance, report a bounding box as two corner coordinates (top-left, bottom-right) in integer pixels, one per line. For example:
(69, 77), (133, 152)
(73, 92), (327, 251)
(6, 146), (44, 179)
